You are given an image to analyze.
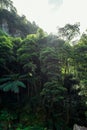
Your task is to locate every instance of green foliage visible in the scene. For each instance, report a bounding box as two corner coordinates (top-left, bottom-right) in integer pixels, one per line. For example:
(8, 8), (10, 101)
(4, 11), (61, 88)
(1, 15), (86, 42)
(0, 35), (13, 73)
(0, 74), (26, 93)
(17, 34), (38, 74)
(0, 110), (16, 121)
(0, 29), (8, 36)
(58, 23), (80, 41)
(41, 80), (66, 106)
(36, 28), (47, 40)
(40, 47), (61, 80)
(0, 109), (17, 130)
(0, 11), (87, 130)
(16, 125), (46, 130)
(42, 81), (66, 97)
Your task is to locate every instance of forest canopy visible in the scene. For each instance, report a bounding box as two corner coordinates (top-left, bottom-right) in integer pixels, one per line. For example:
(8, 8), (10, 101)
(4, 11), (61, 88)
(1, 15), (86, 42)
(0, 0), (87, 130)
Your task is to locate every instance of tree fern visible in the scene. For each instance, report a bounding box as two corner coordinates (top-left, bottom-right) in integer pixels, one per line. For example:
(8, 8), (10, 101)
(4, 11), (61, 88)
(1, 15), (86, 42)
(0, 74), (26, 93)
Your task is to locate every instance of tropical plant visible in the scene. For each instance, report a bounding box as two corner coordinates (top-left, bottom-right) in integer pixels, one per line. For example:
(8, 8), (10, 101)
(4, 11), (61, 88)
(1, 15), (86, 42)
(0, 74), (26, 93)
(0, 109), (17, 129)
(58, 23), (80, 42)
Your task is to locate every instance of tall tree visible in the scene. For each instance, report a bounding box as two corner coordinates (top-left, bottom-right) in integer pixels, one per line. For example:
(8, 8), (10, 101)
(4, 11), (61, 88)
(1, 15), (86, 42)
(17, 34), (39, 96)
(58, 23), (80, 42)
(73, 33), (87, 97)
(40, 47), (66, 129)
(0, 35), (13, 76)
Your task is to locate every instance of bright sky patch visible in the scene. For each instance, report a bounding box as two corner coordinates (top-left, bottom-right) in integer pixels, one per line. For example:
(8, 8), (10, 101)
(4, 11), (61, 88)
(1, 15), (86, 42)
(13, 0), (87, 34)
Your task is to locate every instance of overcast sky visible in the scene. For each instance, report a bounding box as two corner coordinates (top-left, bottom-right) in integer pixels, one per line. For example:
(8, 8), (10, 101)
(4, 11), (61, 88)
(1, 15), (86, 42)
(13, 0), (87, 34)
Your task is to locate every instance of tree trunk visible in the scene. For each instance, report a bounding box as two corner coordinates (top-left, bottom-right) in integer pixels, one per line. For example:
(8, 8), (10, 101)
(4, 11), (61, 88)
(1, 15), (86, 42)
(27, 81), (30, 96)
(51, 111), (57, 130)
(44, 106), (50, 130)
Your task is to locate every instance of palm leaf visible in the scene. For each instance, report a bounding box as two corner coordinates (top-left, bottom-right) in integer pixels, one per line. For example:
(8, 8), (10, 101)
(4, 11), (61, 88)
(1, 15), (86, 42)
(3, 82), (13, 92)
(0, 82), (12, 91)
(15, 81), (26, 88)
(0, 77), (11, 83)
(11, 83), (19, 93)
(0, 79), (26, 93)
(11, 81), (26, 93)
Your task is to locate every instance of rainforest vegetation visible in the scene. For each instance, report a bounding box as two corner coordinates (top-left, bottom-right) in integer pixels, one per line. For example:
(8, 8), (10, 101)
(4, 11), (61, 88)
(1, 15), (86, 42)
(0, 0), (87, 130)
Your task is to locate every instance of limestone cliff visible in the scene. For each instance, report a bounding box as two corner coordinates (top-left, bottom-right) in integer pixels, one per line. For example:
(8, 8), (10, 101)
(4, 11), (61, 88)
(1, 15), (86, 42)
(0, 9), (39, 37)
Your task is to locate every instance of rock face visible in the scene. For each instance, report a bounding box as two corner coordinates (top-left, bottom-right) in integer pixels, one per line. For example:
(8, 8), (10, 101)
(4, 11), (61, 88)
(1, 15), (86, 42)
(0, 19), (9, 33)
(73, 124), (87, 130)
(0, 9), (39, 37)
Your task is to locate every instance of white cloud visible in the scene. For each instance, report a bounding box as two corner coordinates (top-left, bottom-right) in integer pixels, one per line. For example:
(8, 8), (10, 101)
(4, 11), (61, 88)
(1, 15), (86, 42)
(13, 0), (87, 34)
